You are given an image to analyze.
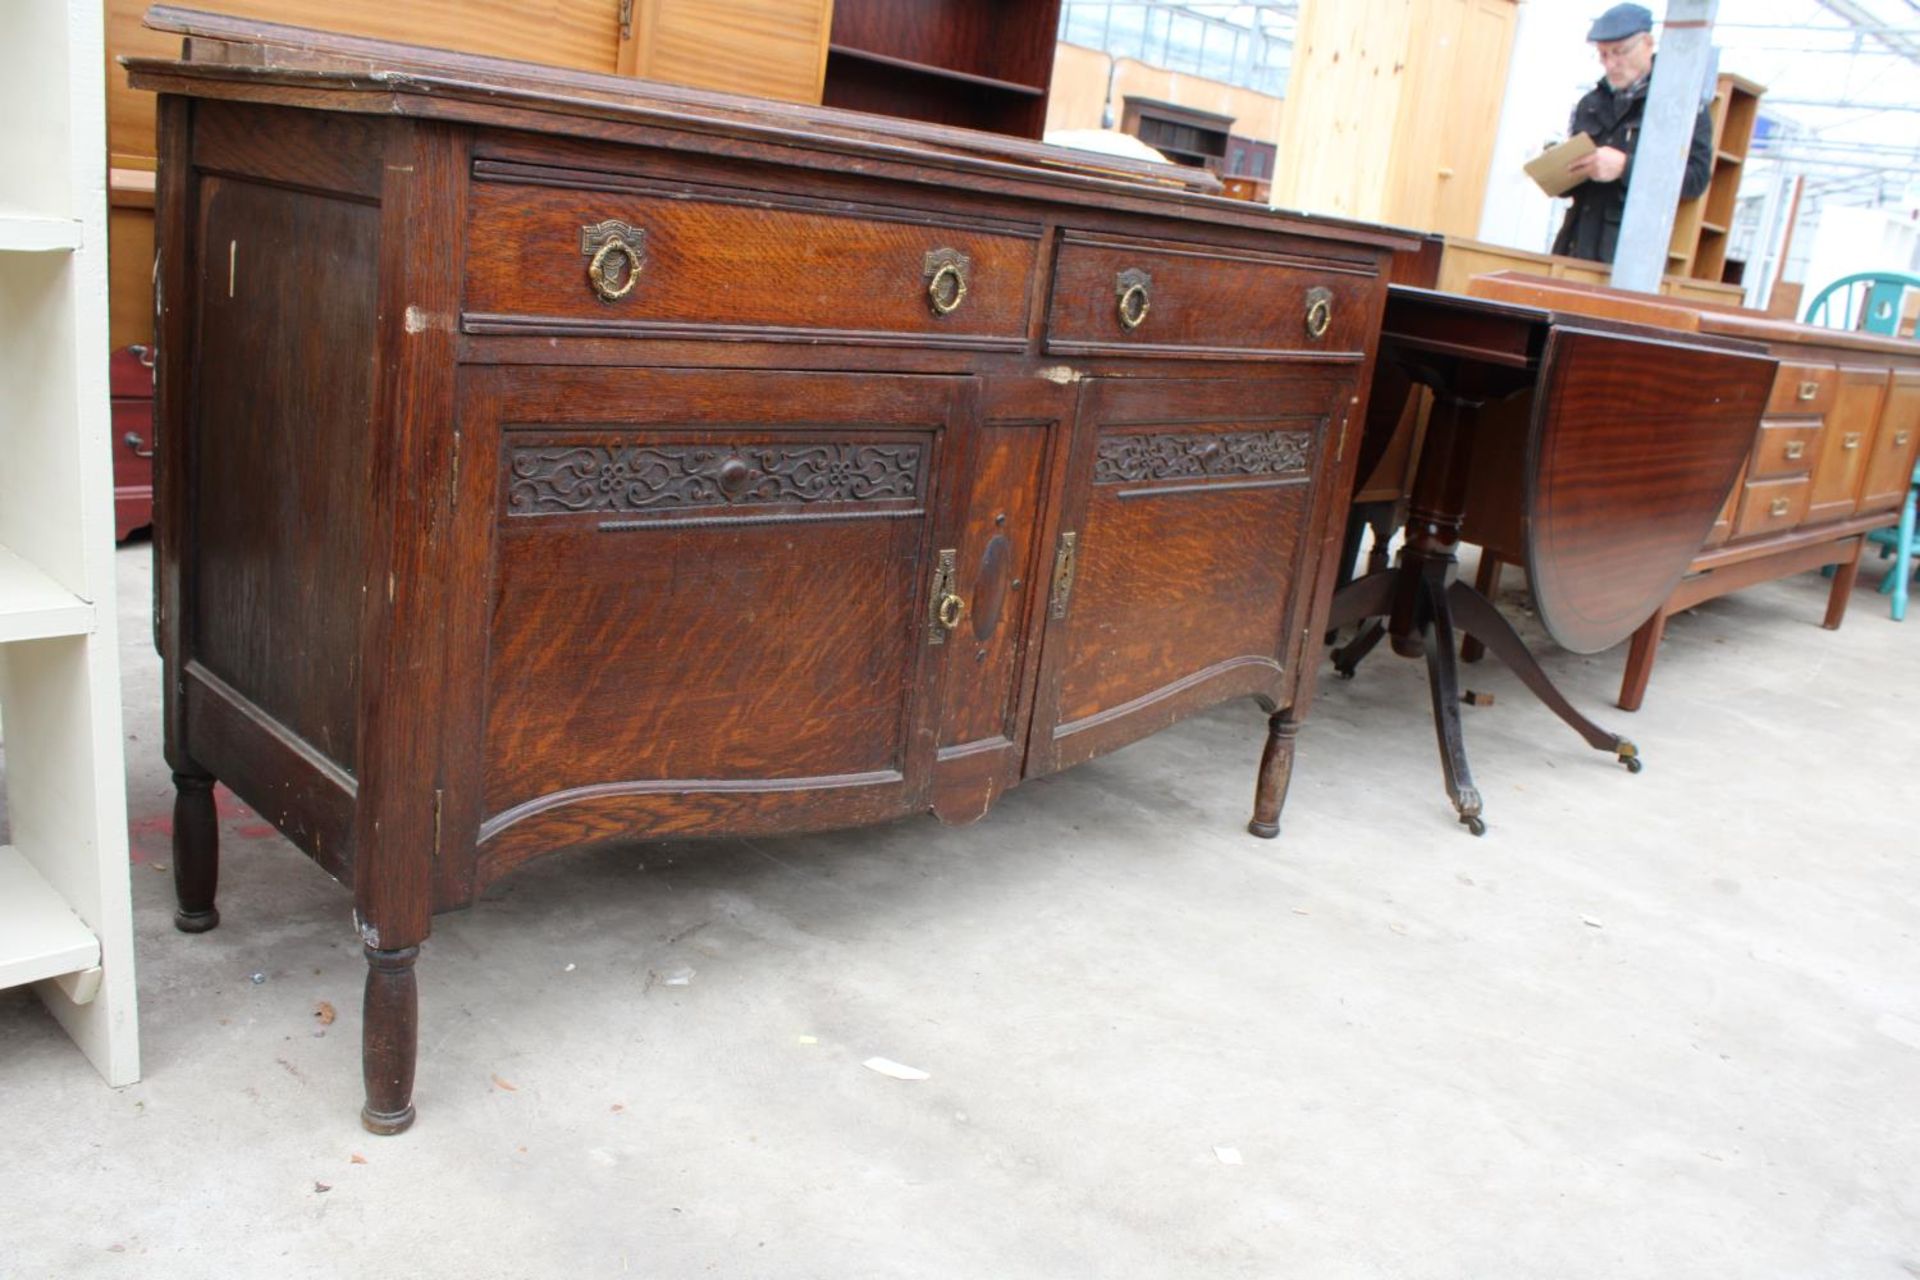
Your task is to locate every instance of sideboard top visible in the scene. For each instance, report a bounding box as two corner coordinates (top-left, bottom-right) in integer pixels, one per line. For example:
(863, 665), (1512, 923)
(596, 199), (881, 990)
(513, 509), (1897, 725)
(124, 5), (1419, 253)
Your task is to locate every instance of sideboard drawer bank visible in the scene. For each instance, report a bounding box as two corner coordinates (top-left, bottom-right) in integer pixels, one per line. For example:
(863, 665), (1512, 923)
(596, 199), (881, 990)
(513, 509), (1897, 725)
(1456, 272), (1920, 711)
(129, 8), (1415, 1133)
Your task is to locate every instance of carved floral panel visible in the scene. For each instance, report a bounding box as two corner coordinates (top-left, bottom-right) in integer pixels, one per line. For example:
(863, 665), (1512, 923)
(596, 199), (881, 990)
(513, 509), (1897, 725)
(507, 442), (924, 515)
(1092, 428), (1313, 485)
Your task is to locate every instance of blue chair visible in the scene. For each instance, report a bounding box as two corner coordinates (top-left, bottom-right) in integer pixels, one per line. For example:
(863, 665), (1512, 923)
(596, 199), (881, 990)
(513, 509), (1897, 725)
(1866, 459), (1919, 621)
(1802, 271), (1920, 337)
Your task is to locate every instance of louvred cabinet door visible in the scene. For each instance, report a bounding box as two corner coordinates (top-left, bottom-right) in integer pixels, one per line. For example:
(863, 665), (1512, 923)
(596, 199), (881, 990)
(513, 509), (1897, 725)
(466, 367), (971, 884)
(1024, 375), (1348, 778)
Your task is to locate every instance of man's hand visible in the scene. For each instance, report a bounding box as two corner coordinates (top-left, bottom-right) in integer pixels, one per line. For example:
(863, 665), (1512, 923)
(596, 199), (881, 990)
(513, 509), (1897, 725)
(1567, 145), (1629, 184)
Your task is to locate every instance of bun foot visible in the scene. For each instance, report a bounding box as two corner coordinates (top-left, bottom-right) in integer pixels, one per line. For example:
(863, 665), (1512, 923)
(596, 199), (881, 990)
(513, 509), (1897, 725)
(173, 906), (220, 934)
(360, 1103), (416, 1136)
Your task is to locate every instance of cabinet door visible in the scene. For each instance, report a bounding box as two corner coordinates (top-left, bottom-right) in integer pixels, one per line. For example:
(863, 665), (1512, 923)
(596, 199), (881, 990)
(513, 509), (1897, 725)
(468, 367), (967, 879)
(1857, 371), (1920, 515)
(929, 377), (1071, 823)
(1025, 376), (1344, 778)
(1807, 367), (1887, 524)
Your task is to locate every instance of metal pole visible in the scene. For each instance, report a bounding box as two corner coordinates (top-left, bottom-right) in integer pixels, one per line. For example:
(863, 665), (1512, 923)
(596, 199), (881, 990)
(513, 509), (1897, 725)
(1610, 0), (1719, 293)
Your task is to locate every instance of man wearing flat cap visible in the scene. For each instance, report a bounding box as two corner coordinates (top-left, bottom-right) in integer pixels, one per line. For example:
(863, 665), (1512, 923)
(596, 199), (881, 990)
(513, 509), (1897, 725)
(1553, 2), (1714, 263)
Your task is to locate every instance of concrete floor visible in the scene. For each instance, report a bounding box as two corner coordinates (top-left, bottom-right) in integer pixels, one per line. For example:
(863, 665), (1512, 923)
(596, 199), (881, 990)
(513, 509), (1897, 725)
(1, 541), (1915, 1278)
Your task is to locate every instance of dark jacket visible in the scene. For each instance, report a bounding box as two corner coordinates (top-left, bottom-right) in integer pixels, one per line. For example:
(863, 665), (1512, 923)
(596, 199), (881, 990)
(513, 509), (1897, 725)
(1552, 63), (1714, 264)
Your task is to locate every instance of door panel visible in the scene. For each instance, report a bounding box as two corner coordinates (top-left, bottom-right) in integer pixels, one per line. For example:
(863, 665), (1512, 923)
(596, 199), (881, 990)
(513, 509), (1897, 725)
(1026, 376), (1338, 777)
(468, 367), (966, 872)
(1858, 371), (1920, 515)
(1807, 367), (1886, 524)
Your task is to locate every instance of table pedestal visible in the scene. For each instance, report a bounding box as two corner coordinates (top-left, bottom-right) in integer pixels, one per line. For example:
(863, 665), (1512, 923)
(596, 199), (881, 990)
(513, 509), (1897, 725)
(1326, 384), (1640, 835)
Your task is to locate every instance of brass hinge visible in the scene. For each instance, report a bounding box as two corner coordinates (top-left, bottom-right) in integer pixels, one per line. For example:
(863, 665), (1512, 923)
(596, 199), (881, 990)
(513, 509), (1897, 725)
(1048, 532), (1078, 620)
(618, 0), (634, 39)
(926, 548), (962, 644)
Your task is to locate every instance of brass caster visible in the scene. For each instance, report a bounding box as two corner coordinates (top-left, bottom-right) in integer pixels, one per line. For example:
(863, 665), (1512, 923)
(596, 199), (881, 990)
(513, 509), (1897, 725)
(1617, 741), (1642, 774)
(1461, 813), (1487, 837)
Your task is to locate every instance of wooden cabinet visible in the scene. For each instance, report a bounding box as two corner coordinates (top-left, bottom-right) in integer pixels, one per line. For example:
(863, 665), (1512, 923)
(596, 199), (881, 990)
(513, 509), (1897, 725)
(1273, 0), (1519, 237)
(134, 12), (1407, 1133)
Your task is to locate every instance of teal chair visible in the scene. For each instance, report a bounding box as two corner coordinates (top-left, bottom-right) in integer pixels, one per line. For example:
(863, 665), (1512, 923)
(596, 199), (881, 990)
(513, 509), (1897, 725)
(1866, 459), (1919, 622)
(1802, 271), (1920, 338)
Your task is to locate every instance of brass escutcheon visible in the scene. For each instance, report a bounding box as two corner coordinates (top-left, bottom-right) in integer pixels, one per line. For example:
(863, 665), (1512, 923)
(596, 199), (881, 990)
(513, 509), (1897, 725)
(1769, 497), (1791, 517)
(1797, 380), (1820, 401)
(1304, 286), (1334, 340)
(581, 219), (647, 303)
(924, 248), (971, 316)
(1115, 268), (1151, 331)
(927, 549), (960, 644)
(1049, 531), (1079, 619)
(1897, 431), (1912, 447)
(1843, 432), (1862, 450)
(1784, 440), (1806, 460)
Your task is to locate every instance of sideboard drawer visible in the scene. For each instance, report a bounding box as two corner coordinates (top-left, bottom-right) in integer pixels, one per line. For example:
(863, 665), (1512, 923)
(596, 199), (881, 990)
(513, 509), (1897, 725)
(465, 175), (1040, 346)
(1765, 362), (1838, 416)
(1733, 474), (1811, 539)
(1044, 231), (1373, 359)
(1747, 419), (1821, 480)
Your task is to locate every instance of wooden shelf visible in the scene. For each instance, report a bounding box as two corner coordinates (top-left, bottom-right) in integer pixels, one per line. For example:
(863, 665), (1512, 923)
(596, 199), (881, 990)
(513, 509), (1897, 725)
(0, 213), (82, 253)
(0, 544), (93, 643)
(1715, 149), (1742, 166)
(825, 43), (1046, 96)
(1700, 221), (1728, 235)
(0, 846), (102, 991)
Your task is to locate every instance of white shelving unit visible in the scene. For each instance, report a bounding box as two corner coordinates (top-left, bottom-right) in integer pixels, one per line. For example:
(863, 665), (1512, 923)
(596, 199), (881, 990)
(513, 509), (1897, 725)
(0, 1), (139, 1085)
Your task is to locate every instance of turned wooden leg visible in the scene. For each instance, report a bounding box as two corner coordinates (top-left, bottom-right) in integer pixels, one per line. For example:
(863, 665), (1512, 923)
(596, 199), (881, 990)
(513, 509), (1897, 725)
(1247, 712), (1300, 839)
(1460, 552), (1503, 664)
(362, 944), (421, 1135)
(1618, 611), (1667, 712)
(171, 769), (220, 933)
(1823, 538), (1864, 630)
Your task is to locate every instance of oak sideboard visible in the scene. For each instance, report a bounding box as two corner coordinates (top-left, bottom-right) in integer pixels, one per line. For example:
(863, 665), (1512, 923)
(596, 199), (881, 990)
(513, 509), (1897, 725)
(129, 8), (1413, 1132)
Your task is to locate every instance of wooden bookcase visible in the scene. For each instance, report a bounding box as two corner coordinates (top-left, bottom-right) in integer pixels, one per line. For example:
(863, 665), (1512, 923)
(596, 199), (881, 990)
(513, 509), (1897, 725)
(0, 0), (140, 1086)
(822, 0), (1062, 138)
(1668, 73), (1764, 283)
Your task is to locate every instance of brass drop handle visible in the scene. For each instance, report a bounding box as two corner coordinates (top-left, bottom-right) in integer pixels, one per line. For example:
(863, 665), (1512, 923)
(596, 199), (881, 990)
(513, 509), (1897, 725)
(1783, 440), (1806, 461)
(1797, 380), (1820, 401)
(1843, 432), (1861, 450)
(936, 592), (966, 630)
(1769, 497), (1791, 517)
(1115, 268), (1152, 331)
(588, 236), (642, 302)
(1305, 286), (1334, 340)
(924, 247), (971, 316)
(581, 219), (647, 303)
(123, 431), (155, 459)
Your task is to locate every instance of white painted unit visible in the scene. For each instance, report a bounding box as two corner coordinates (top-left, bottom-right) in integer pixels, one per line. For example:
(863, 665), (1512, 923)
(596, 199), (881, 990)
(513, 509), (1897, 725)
(0, 0), (140, 1086)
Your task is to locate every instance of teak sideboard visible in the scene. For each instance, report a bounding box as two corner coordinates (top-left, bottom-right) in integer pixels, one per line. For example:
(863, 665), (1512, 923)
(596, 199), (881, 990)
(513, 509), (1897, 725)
(129, 10), (1413, 1133)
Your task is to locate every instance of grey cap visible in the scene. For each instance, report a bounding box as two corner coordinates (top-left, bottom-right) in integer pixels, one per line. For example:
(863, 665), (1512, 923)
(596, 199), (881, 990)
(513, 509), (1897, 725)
(1587, 3), (1654, 41)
